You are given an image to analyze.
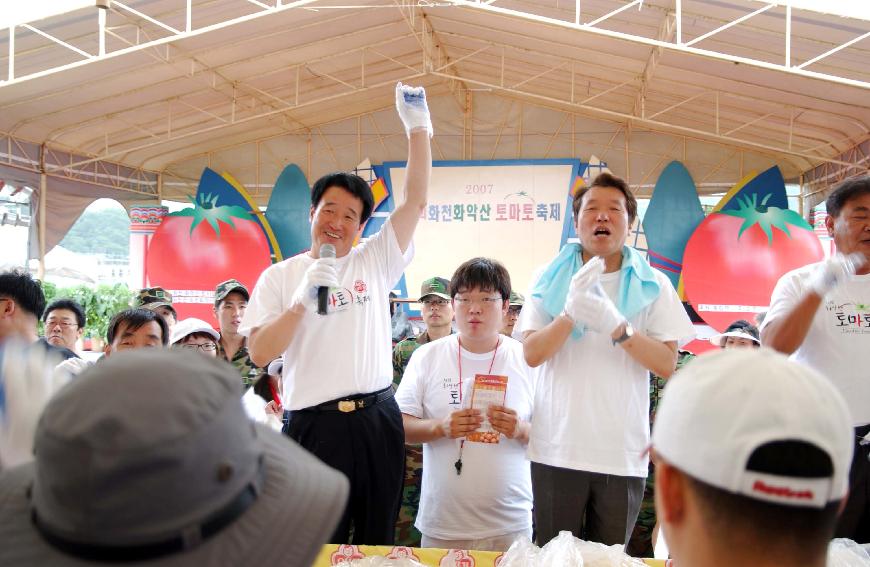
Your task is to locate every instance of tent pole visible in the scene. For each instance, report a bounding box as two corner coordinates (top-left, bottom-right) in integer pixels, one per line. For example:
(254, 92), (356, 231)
(38, 171), (46, 280)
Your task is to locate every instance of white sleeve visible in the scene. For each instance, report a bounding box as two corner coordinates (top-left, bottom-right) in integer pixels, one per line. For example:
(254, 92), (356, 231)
(238, 265), (286, 337)
(516, 266), (551, 335)
(359, 218), (414, 289)
(760, 270), (803, 333)
(395, 346), (425, 418)
(642, 275), (696, 345)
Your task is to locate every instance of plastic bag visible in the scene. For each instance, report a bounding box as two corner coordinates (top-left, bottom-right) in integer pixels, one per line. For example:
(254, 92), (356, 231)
(537, 531), (585, 566)
(576, 539), (647, 567)
(829, 539), (870, 567)
(499, 536), (539, 567)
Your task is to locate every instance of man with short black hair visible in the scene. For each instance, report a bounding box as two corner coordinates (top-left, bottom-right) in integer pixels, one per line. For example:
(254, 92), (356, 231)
(105, 308), (169, 356)
(42, 299), (86, 355)
(519, 172), (695, 546)
(653, 349), (853, 567)
(241, 83), (432, 545)
(0, 269), (75, 361)
(762, 174), (870, 541)
(213, 279), (262, 389)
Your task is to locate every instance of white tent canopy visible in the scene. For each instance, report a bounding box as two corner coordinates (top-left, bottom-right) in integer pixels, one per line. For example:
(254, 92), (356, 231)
(1, 0), (867, 214)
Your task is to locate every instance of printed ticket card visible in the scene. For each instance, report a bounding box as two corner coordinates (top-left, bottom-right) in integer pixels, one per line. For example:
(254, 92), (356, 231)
(467, 374), (508, 444)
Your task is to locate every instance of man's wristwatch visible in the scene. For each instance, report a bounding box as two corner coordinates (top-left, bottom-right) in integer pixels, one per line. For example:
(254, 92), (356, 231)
(612, 322), (634, 346)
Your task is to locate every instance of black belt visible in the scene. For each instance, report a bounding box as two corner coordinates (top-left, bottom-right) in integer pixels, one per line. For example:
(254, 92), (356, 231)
(296, 386), (394, 414)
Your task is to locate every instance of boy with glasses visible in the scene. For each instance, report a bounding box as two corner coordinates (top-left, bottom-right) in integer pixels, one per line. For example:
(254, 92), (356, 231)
(395, 258), (534, 551)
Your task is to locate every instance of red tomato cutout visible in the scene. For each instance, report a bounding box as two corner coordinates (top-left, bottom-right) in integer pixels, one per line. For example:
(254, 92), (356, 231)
(682, 195), (823, 332)
(146, 195), (272, 324)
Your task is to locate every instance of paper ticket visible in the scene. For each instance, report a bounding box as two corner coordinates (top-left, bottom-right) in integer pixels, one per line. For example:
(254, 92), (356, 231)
(466, 374), (508, 444)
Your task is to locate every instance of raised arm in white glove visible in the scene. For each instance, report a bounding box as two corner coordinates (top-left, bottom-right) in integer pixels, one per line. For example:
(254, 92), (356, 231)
(808, 252), (865, 298)
(395, 82), (433, 138)
(289, 256), (340, 313)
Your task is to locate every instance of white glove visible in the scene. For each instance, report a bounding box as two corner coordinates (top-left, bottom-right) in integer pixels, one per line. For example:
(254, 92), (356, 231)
(290, 257), (340, 312)
(808, 252), (865, 297)
(573, 284), (626, 335)
(395, 82), (433, 138)
(562, 256), (605, 324)
(0, 342), (67, 469)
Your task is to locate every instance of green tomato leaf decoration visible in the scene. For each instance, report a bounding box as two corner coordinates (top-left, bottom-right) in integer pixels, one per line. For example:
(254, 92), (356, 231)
(719, 193), (812, 246)
(168, 193), (254, 237)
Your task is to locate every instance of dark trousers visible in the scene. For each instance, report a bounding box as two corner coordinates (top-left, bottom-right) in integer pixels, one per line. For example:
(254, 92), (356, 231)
(835, 424), (870, 542)
(284, 396), (405, 545)
(531, 461), (645, 547)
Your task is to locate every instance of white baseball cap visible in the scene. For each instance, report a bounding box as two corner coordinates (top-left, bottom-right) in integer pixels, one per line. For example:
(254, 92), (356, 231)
(652, 348), (853, 509)
(170, 317), (220, 346)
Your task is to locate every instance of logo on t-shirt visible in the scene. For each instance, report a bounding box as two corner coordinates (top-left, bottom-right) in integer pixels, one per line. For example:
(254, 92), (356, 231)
(825, 299), (870, 335)
(327, 283), (371, 313)
(441, 376), (461, 407)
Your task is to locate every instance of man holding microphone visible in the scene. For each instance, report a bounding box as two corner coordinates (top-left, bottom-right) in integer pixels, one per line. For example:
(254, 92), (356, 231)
(241, 83), (432, 545)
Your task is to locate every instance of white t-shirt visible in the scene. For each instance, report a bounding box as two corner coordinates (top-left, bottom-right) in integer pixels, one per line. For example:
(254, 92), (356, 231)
(239, 219), (412, 410)
(395, 334), (534, 540)
(517, 265), (695, 477)
(762, 263), (870, 426)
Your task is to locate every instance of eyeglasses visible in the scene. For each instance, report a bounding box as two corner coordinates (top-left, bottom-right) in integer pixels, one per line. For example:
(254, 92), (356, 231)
(45, 320), (78, 329)
(508, 306), (522, 314)
(180, 343), (217, 352)
(453, 296), (503, 308)
(421, 299), (450, 308)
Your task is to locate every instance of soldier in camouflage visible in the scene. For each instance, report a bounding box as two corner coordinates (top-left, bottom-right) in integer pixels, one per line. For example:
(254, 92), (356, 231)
(626, 348), (695, 558)
(213, 279), (263, 390)
(499, 291), (525, 338)
(391, 276), (454, 547)
(135, 287), (177, 331)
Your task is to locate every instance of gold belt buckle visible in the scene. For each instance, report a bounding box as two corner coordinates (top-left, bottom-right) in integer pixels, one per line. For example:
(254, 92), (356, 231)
(338, 400), (356, 413)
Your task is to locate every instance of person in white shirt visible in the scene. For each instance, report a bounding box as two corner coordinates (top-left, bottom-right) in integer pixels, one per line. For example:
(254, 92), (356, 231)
(518, 172), (695, 547)
(761, 175), (870, 541)
(239, 82), (432, 545)
(396, 257), (534, 552)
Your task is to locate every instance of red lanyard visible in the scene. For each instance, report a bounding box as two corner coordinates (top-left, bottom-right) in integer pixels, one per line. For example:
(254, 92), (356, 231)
(268, 381), (282, 408)
(454, 336), (500, 476)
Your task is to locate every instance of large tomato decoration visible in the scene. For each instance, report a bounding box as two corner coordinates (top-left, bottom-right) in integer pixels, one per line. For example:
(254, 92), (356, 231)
(146, 194), (272, 323)
(682, 193), (823, 331)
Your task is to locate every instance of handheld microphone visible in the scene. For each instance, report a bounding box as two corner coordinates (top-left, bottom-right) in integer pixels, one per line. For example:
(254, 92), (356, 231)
(317, 243), (336, 315)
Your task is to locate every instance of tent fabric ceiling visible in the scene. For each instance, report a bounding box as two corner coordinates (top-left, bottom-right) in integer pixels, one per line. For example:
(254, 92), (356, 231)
(0, 0), (868, 204)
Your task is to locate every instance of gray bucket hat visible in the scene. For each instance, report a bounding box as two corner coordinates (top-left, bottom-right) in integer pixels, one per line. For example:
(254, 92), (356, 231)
(0, 349), (348, 566)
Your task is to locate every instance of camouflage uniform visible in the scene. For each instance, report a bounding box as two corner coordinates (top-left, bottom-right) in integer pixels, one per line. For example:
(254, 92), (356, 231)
(214, 279), (263, 391)
(216, 340), (262, 390)
(392, 276), (453, 547)
(391, 331), (433, 548)
(626, 349), (696, 558)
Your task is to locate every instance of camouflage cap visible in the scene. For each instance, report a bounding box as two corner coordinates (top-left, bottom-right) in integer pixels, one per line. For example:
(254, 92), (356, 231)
(418, 277), (450, 302)
(508, 291), (525, 307)
(136, 287), (175, 313)
(214, 279), (249, 305)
